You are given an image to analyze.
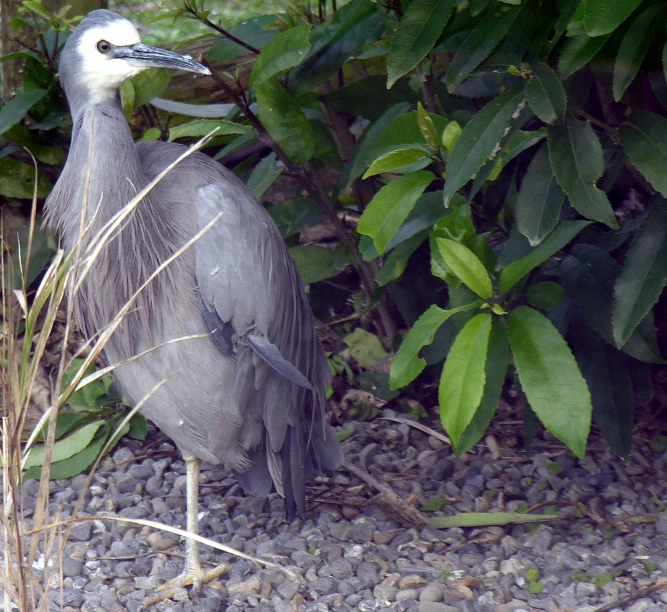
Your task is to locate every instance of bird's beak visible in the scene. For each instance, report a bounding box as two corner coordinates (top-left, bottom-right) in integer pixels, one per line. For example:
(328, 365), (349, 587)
(113, 43), (211, 75)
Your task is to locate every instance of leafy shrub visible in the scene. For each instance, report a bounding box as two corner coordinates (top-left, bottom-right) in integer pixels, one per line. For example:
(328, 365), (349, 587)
(4, 0), (667, 464)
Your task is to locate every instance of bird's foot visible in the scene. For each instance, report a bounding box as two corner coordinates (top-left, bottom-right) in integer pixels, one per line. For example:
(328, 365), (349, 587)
(140, 562), (231, 609)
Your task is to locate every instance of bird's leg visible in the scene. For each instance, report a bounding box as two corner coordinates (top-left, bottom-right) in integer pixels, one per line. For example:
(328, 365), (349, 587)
(145, 451), (230, 606)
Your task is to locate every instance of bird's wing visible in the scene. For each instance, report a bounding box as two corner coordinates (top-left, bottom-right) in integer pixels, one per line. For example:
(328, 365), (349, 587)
(195, 182), (342, 517)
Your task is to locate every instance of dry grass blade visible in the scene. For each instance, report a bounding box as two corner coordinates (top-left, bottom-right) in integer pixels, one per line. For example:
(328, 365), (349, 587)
(380, 415), (452, 446)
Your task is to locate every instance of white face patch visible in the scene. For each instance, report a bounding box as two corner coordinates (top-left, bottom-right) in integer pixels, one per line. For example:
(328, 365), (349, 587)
(77, 19), (143, 104)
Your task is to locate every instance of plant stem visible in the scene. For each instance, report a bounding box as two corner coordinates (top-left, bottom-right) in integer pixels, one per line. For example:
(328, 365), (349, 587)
(184, 4), (260, 55)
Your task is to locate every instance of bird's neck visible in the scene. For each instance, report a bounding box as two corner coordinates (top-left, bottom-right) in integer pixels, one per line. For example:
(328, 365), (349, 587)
(46, 100), (149, 250)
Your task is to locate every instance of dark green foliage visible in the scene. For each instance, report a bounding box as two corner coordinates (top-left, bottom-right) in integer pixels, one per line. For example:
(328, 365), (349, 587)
(6, 0), (667, 465)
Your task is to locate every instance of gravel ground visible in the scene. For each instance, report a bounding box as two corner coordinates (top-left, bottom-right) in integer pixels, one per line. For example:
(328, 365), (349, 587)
(11, 408), (667, 612)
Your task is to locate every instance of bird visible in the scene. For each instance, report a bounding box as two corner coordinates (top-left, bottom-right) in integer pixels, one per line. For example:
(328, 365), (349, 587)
(44, 9), (343, 595)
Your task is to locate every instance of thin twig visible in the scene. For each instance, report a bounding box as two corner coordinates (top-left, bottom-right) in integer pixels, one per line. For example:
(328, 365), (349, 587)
(591, 578), (667, 612)
(184, 3), (260, 54)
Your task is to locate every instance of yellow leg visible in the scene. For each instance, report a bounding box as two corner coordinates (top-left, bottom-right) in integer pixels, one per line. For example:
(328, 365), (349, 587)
(141, 452), (230, 608)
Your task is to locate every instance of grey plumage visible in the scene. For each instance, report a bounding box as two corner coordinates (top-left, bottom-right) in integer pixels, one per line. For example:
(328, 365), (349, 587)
(45, 8), (342, 530)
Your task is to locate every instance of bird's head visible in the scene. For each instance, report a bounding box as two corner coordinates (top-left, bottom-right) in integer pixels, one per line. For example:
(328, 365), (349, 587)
(59, 10), (210, 107)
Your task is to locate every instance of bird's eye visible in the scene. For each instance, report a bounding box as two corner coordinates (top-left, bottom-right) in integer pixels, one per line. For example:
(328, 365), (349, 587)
(97, 40), (111, 54)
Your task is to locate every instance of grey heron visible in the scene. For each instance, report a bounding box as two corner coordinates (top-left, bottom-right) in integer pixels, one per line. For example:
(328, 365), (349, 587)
(44, 9), (342, 595)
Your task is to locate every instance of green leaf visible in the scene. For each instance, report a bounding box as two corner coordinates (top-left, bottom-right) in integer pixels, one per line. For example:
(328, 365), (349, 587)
(289, 244), (349, 285)
(168, 119), (249, 142)
(445, 4), (522, 93)
(560, 244), (663, 363)
(427, 511), (559, 528)
(620, 111), (667, 198)
(256, 76), (315, 165)
(455, 317), (509, 456)
(357, 170), (434, 254)
(372, 111), (449, 160)
(421, 498), (456, 512)
(386, 0), (456, 88)
(24, 421), (105, 470)
(580, 0), (644, 37)
(363, 147), (429, 178)
(439, 313), (492, 446)
(612, 4), (661, 102)
(417, 102), (440, 149)
(131, 68), (170, 108)
(25, 425), (110, 481)
(343, 328), (388, 369)
(613, 205), (667, 347)
(441, 121), (462, 152)
(0, 89), (46, 136)
(516, 143), (565, 246)
(569, 319), (633, 458)
(434, 238), (493, 299)
(443, 90), (527, 207)
(338, 102), (411, 190)
(390, 301), (482, 389)
(291, 0), (382, 95)
(548, 118), (618, 228)
(119, 81), (135, 121)
(499, 220), (591, 294)
(0, 159), (52, 199)
(526, 282), (566, 310)
(268, 199), (326, 238)
(128, 414), (148, 441)
(208, 15), (279, 63)
(376, 230), (428, 286)
(558, 34), (610, 80)
(250, 24), (311, 86)
(246, 152), (282, 199)
(525, 63), (567, 124)
(507, 306), (592, 458)
(61, 359), (111, 412)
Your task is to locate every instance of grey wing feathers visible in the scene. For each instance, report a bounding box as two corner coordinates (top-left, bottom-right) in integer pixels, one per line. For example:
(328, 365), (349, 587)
(195, 182), (342, 517)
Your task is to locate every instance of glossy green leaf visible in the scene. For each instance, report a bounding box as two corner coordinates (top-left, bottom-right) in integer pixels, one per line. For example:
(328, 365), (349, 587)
(548, 118), (618, 228)
(568, 319), (633, 458)
(338, 103), (411, 190)
(558, 34), (610, 80)
(61, 359), (111, 412)
(439, 313), (492, 446)
(443, 90), (527, 207)
(417, 102), (440, 149)
(358, 170), (434, 254)
(612, 4), (661, 102)
(560, 244), (663, 363)
(499, 220), (591, 294)
(131, 68), (170, 108)
(525, 63), (567, 124)
(390, 301), (482, 389)
(434, 239), (493, 299)
(526, 282), (566, 310)
(343, 328), (388, 368)
(516, 143), (565, 246)
(387, 0), (455, 88)
(0, 159), (52, 198)
(250, 24), (311, 86)
(128, 414), (148, 441)
(24, 421), (105, 470)
(455, 317), (509, 456)
(0, 89), (46, 135)
(256, 76), (315, 165)
(620, 111), (667, 198)
(442, 121), (462, 152)
(613, 205), (667, 347)
(246, 152), (282, 199)
(580, 0), (644, 37)
(363, 147), (429, 178)
(508, 306), (592, 458)
(208, 15), (278, 63)
(168, 119), (249, 142)
(445, 4), (521, 93)
(499, 221), (591, 294)
(372, 111), (449, 160)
